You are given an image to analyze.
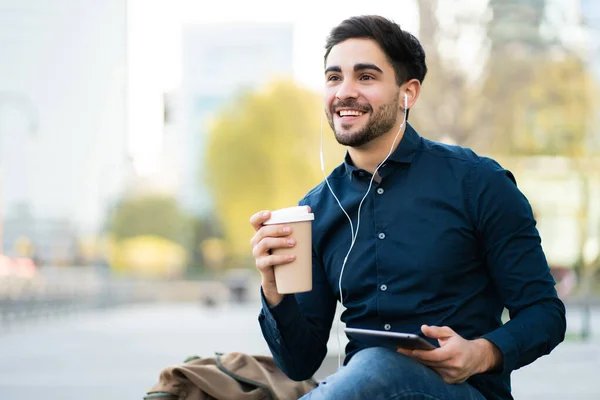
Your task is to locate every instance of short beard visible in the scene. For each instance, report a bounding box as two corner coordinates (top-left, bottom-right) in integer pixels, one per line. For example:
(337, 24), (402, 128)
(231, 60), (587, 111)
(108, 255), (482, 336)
(327, 94), (399, 148)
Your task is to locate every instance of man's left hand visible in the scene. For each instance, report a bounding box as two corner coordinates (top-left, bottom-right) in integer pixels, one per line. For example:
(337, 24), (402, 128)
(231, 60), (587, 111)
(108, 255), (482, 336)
(396, 325), (502, 384)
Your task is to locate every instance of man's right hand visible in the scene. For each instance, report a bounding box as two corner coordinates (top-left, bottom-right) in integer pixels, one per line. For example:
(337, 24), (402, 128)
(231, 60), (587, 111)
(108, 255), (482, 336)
(249, 210), (299, 306)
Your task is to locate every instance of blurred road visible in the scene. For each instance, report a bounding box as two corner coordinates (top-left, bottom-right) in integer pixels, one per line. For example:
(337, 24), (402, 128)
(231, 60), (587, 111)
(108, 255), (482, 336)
(0, 300), (599, 399)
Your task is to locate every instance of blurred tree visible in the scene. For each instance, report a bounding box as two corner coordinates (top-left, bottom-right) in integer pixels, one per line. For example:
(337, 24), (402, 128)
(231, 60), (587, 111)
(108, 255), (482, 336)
(503, 56), (596, 156)
(412, 0), (559, 150)
(107, 195), (194, 277)
(411, 0), (472, 144)
(109, 235), (187, 278)
(186, 215), (223, 276)
(200, 237), (227, 271)
(109, 194), (190, 246)
(204, 80), (342, 262)
(483, 0), (600, 288)
(474, 0), (579, 153)
(414, 0), (600, 291)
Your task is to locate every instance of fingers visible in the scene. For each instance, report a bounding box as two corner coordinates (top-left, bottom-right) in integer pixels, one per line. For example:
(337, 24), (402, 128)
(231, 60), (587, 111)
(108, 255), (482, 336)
(396, 348), (412, 357)
(249, 207), (312, 285)
(413, 351), (453, 366)
(421, 325), (456, 339)
(249, 210), (271, 232)
(249, 211), (297, 276)
(397, 351), (467, 384)
(255, 253), (296, 274)
(250, 224), (294, 250)
(398, 329), (475, 385)
(398, 347), (452, 365)
(251, 227), (296, 275)
(252, 236), (296, 259)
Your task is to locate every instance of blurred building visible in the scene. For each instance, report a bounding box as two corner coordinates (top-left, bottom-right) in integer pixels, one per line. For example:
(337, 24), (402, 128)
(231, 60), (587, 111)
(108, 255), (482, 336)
(0, 0), (129, 263)
(169, 23), (294, 216)
(486, 0), (548, 55)
(580, 0), (600, 152)
(581, 0), (600, 79)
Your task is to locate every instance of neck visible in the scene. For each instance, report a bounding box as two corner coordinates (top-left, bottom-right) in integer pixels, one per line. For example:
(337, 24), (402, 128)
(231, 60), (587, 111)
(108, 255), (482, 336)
(348, 122), (407, 174)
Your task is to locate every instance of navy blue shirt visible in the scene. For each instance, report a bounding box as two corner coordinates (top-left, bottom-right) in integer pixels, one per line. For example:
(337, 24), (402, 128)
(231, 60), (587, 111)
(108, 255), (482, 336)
(258, 123), (566, 400)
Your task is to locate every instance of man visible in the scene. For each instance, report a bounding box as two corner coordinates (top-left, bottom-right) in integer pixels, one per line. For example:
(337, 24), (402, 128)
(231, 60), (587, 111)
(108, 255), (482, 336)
(249, 15), (566, 400)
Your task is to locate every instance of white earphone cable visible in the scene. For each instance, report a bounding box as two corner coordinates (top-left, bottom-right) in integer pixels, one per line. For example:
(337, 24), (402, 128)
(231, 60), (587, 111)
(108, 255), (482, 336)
(319, 94), (408, 368)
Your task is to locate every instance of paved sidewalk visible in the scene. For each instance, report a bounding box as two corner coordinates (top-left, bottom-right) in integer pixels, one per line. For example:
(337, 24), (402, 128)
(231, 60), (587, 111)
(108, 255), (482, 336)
(0, 302), (598, 399)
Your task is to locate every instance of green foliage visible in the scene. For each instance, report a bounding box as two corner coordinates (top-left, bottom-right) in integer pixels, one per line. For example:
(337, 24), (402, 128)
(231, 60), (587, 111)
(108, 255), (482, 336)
(481, 55), (597, 156)
(109, 194), (191, 246)
(204, 80), (343, 260)
(512, 57), (596, 156)
(108, 234), (188, 278)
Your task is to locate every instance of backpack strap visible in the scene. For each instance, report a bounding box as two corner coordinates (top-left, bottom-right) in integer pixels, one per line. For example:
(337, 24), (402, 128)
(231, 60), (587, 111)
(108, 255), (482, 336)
(214, 352), (276, 400)
(143, 393), (178, 399)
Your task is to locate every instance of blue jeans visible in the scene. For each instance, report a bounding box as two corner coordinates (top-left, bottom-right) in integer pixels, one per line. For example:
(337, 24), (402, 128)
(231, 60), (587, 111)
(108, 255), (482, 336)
(300, 347), (485, 400)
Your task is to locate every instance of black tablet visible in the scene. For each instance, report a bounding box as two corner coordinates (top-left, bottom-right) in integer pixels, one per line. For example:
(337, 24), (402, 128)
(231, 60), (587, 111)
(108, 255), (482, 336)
(344, 327), (436, 351)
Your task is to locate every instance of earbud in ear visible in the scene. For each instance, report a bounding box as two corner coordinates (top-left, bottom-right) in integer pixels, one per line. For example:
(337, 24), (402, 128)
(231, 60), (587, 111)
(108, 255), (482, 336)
(404, 93), (408, 109)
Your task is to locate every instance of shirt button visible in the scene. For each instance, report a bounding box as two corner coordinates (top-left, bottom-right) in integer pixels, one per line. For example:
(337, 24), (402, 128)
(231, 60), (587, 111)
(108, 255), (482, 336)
(358, 171), (365, 177)
(384, 324), (391, 331)
(376, 188), (384, 195)
(378, 233), (386, 240)
(380, 284), (387, 291)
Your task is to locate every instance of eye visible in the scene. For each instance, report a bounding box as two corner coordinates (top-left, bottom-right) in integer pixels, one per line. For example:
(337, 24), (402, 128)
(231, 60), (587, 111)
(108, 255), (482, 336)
(327, 74), (341, 82)
(359, 74), (374, 81)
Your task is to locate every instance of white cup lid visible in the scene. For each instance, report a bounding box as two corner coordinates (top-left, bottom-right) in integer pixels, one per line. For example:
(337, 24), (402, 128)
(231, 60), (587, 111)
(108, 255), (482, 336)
(263, 206), (314, 225)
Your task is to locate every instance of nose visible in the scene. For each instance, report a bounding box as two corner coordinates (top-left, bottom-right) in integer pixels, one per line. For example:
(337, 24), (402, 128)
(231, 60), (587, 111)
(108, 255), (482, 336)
(335, 79), (359, 101)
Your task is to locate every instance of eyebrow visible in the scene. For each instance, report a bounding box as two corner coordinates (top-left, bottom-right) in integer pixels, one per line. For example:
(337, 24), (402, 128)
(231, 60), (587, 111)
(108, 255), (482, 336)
(324, 63), (384, 75)
(354, 63), (383, 73)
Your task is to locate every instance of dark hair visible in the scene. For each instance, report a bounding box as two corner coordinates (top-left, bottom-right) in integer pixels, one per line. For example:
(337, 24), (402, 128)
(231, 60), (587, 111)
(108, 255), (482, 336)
(324, 15), (427, 87)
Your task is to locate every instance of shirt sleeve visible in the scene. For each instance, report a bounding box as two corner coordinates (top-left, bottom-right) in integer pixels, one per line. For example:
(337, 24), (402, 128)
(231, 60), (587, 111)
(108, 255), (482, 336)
(258, 247), (337, 381)
(467, 157), (566, 374)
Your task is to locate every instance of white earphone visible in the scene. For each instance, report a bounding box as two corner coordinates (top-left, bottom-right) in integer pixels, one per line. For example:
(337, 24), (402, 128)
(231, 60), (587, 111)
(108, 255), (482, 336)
(319, 92), (409, 368)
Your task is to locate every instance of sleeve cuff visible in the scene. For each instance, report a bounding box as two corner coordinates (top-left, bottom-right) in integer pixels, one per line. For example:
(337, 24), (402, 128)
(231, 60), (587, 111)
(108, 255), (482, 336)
(481, 327), (520, 375)
(260, 287), (303, 328)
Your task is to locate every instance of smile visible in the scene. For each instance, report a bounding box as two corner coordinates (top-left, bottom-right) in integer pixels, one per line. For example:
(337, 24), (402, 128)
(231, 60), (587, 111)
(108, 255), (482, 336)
(337, 109), (366, 117)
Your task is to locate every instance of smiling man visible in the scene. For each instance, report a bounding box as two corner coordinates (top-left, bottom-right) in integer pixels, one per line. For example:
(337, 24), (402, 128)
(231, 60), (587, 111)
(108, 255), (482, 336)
(250, 15), (566, 400)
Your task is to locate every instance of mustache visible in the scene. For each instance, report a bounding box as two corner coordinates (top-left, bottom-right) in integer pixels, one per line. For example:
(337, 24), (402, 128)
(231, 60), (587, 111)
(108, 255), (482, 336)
(331, 100), (372, 114)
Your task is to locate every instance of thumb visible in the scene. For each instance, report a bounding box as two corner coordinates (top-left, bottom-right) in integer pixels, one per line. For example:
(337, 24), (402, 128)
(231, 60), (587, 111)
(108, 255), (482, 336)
(421, 325), (456, 340)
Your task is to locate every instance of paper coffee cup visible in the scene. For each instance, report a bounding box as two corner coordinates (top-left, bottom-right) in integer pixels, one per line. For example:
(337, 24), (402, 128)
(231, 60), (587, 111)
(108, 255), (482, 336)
(263, 206), (314, 294)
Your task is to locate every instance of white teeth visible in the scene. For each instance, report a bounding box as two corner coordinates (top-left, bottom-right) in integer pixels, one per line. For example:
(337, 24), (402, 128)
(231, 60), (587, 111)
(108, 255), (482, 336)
(339, 110), (364, 117)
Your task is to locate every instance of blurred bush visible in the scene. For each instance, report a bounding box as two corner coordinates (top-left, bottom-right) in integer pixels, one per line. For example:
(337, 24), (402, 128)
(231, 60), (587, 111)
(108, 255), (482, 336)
(108, 234), (187, 278)
(204, 79), (344, 263)
(109, 194), (190, 246)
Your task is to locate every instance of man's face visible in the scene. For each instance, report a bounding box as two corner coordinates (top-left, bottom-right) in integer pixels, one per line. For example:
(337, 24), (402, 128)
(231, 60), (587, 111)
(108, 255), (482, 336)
(324, 38), (402, 148)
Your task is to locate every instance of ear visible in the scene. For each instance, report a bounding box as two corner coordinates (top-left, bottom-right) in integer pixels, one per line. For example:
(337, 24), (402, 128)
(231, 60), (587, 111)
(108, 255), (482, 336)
(401, 79), (421, 110)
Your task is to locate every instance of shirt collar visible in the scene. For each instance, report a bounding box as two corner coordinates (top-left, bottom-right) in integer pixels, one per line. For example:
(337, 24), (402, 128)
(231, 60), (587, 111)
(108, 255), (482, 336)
(343, 122), (421, 176)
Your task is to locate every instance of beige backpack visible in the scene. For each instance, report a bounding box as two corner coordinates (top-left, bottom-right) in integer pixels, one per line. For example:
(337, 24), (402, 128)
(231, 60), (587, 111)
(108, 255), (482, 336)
(145, 352), (317, 400)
